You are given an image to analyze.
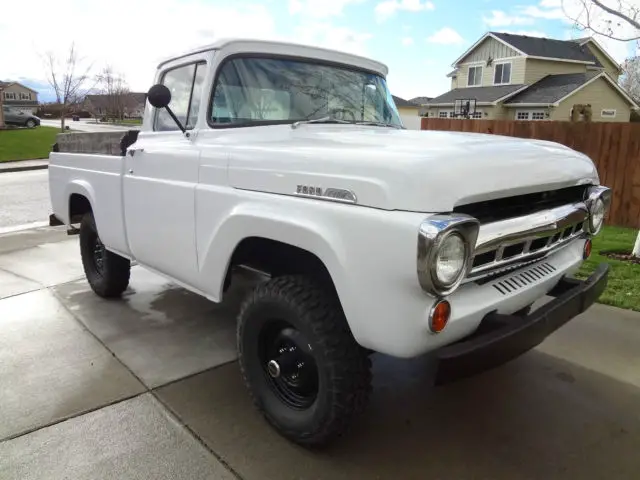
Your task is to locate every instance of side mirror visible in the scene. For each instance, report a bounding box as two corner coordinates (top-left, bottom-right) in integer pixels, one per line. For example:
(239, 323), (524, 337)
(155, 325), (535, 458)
(146, 84), (171, 109)
(146, 83), (186, 134)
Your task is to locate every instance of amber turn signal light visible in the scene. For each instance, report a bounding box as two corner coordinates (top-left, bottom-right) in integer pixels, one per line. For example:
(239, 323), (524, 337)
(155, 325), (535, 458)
(583, 239), (592, 259)
(429, 300), (451, 334)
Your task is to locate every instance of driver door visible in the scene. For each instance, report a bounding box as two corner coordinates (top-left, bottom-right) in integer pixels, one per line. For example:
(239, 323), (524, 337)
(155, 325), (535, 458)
(123, 60), (206, 286)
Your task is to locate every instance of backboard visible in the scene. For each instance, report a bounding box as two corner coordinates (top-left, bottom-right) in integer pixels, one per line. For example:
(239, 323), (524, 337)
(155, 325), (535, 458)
(453, 99), (477, 118)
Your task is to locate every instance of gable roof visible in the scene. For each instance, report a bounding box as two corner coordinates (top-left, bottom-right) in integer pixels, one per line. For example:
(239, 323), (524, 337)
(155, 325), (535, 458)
(392, 95), (420, 108)
(490, 32), (600, 64)
(409, 96), (433, 105)
(0, 81), (39, 93)
(428, 84), (527, 106)
(505, 72), (600, 105)
(452, 31), (606, 67)
(504, 71), (638, 108)
(570, 37), (623, 73)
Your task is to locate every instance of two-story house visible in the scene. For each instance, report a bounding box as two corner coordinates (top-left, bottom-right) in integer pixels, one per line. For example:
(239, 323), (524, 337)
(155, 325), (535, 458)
(0, 81), (39, 114)
(424, 32), (638, 122)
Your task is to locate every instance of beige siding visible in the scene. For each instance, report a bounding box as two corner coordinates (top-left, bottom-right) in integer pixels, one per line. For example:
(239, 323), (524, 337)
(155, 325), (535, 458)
(450, 76), (458, 89)
(458, 37), (520, 63)
(550, 77), (631, 122)
(481, 57), (526, 86)
(457, 56), (525, 88)
(3, 83), (37, 101)
(524, 59), (586, 85)
(584, 42), (620, 81)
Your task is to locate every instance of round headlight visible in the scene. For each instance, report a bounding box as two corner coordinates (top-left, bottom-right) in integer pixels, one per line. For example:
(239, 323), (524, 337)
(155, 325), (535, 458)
(435, 233), (466, 286)
(589, 197), (605, 233)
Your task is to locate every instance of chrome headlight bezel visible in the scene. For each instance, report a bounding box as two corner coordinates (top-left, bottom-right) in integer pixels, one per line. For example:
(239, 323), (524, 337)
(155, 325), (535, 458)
(417, 214), (479, 296)
(585, 185), (611, 235)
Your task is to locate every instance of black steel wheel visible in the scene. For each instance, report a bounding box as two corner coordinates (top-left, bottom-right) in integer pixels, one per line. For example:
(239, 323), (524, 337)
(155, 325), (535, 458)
(238, 275), (371, 447)
(79, 212), (131, 298)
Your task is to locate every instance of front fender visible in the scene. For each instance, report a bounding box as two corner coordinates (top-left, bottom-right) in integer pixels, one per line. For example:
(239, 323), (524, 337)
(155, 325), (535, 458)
(196, 202), (348, 304)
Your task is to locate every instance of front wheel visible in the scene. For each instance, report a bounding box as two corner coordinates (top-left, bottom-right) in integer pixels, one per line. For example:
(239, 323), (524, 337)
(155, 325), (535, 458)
(237, 275), (372, 447)
(79, 212), (131, 298)
(25, 119), (36, 128)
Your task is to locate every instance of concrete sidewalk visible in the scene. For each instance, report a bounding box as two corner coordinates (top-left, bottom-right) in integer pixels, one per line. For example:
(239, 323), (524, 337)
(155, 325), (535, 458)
(0, 159), (48, 174)
(2, 231), (640, 479)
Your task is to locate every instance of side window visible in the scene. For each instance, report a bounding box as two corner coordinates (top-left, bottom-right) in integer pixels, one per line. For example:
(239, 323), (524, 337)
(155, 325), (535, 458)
(154, 62), (206, 131)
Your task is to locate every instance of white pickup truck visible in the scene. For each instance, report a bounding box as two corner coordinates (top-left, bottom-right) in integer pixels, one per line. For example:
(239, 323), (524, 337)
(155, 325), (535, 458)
(49, 38), (611, 447)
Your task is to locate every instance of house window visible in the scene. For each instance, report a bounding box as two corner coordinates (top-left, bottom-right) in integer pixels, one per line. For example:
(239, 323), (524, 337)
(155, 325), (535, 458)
(494, 62), (512, 85)
(517, 110), (546, 121)
(438, 111), (448, 118)
(449, 111), (456, 118)
(20, 92), (31, 100)
(601, 109), (616, 118)
(471, 111), (482, 119)
(467, 65), (482, 87)
(3, 92), (16, 100)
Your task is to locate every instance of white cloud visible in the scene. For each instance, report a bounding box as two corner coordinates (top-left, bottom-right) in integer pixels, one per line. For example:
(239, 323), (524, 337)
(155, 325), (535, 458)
(289, 0), (365, 18)
(375, 0), (435, 22)
(0, 0), (374, 100)
(426, 27), (464, 45)
(483, 10), (535, 27)
(540, 0), (561, 6)
(401, 37), (414, 46)
(521, 5), (566, 19)
(293, 22), (373, 55)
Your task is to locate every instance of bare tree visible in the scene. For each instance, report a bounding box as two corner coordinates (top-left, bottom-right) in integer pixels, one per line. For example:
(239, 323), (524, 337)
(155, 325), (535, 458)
(0, 85), (5, 128)
(621, 55), (640, 99)
(562, 0), (640, 41)
(95, 65), (130, 121)
(44, 43), (92, 132)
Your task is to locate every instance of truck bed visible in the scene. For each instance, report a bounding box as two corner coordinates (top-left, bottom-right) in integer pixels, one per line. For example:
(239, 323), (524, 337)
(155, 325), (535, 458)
(48, 130), (138, 258)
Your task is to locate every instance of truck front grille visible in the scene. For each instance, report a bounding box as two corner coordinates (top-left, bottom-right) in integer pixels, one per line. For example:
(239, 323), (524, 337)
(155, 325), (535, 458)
(453, 186), (588, 223)
(466, 202), (588, 283)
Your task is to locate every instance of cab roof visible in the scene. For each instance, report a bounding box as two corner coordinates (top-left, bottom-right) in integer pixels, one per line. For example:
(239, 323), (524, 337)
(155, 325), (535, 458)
(157, 38), (389, 77)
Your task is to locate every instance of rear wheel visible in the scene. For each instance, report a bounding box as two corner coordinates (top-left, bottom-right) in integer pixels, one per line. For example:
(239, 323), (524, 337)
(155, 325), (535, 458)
(25, 119), (36, 128)
(238, 275), (371, 447)
(79, 212), (130, 298)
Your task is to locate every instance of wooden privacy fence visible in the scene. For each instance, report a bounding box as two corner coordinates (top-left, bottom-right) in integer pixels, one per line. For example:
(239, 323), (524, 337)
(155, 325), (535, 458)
(421, 118), (640, 229)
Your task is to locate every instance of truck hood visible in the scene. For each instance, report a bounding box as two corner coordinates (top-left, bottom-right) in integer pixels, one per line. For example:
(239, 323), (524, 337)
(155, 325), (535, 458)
(221, 125), (599, 212)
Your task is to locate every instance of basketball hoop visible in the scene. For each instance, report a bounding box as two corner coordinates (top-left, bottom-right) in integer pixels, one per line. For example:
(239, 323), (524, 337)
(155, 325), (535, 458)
(453, 99), (477, 119)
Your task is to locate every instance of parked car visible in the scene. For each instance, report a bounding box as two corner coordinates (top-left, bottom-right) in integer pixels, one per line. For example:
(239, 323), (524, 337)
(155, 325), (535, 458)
(2, 106), (40, 128)
(48, 38), (611, 448)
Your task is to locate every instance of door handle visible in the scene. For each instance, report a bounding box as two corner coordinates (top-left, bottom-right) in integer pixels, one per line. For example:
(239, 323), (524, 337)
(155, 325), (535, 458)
(128, 147), (144, 157)
(128, 169), (134, 174)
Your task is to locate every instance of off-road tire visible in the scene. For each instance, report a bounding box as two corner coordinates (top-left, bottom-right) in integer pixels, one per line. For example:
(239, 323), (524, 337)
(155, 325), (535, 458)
(237, 275), (372, 447)
(79, 212), (130, 298)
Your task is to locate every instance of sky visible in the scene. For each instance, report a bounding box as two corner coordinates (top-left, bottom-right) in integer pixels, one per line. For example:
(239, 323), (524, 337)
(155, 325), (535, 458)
(0, 0), (638, 103)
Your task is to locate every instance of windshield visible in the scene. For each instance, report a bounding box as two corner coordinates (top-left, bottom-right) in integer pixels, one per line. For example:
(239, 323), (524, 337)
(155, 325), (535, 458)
(210, 56), (403, 128)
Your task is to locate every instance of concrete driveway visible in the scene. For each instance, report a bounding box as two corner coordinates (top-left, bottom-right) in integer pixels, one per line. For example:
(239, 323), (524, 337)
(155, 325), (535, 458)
(1, 228), (640, 479)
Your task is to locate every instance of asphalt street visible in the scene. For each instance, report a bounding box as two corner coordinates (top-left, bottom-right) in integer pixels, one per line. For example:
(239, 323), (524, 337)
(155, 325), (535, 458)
(0, 170), (51, 234)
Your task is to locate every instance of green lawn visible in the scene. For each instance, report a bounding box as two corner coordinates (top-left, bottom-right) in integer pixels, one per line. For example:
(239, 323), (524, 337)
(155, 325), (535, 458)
(117, 118), (142, 125)
(0, 127), (60, 162)
(577, 225), (640, 311)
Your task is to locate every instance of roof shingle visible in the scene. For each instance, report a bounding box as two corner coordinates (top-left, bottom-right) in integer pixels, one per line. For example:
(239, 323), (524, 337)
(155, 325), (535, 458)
(428, 84), (526, 105)
(505, 72), (600, 105)
(392, 95), (419, 108)
(491, 32), (601, 66)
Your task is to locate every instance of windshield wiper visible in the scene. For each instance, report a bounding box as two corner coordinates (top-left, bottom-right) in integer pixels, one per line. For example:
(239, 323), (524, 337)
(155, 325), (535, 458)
(355, 121), (403, 129)
(291, 116), (352, 129)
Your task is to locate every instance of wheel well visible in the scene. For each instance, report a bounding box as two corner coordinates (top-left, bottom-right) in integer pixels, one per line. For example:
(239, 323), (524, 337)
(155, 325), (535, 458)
(228, 237), (337, 293)
(69, 194), (92, 224)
